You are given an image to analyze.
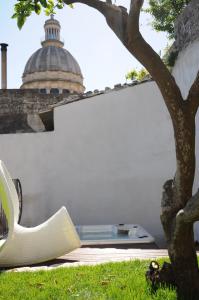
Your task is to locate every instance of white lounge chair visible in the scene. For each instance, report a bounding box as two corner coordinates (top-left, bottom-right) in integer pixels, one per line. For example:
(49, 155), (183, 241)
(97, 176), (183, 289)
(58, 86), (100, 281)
(0, 160), (80, 267)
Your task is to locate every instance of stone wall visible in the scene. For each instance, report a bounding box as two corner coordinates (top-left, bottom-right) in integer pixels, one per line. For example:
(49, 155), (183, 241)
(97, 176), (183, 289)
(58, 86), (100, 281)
(0, 89), (81, 133)
(0, 114), (34, 134)
(174, 0), (199, 52)
(0, 89), (66, 115)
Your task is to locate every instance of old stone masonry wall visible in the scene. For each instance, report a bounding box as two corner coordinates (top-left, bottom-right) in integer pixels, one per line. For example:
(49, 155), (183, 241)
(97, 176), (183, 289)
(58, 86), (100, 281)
(0, 89), (81, 133)
(0, 89), (66, 115)
(174, 0), (199, 52)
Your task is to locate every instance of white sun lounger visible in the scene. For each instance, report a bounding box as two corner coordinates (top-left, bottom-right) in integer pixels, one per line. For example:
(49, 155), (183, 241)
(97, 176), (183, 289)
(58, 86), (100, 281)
(0, 160), (80, 267)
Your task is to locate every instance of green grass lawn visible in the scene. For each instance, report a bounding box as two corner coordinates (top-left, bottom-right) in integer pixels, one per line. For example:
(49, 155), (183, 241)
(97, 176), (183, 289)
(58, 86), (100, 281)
(0, 260), (176, 300)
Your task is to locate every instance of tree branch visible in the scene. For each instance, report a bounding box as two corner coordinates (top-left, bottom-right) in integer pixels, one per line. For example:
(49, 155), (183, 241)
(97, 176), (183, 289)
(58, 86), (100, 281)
(176, 189), (199, 224)
(161, 179), (176, 215)
(64, 0), (108, 14)
(63, 0), (128, 45)
(64, 0), (184, 119)
(127, 0), (183, 117)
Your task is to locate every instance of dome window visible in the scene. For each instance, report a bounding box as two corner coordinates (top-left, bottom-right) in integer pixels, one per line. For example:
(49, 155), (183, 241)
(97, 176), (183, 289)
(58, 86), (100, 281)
(50, 88), (59, 95)
(63, 89), (70, 94)
(40, 88), (46, 94)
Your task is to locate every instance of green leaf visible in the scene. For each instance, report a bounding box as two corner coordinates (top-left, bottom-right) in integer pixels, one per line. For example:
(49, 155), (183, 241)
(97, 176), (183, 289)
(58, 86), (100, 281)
(56, 3), (64, 9)
(17, 16), (26, 30)
(48, 0), (55, 5)
(11, 13), (18, 19)
(40, 0), (48, 8)
(45, 7), (55, 16)
(34, 3), (42, 14)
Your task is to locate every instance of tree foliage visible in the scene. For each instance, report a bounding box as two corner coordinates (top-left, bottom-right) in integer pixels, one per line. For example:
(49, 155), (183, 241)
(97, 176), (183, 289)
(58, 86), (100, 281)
(12, 0), (72, 29)
(125, 68), (149, 81)
(145, 0), (190, 38)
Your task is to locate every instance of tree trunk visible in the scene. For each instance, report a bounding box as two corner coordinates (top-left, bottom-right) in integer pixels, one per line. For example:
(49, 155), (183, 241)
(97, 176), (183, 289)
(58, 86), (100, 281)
(162, 218), (199, 299)
(161, 110), (199, 300)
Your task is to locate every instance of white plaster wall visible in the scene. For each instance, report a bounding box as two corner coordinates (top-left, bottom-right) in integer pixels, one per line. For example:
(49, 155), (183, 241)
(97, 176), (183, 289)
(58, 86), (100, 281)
(172, 40), (199, 99)
(0, 82), (176, 241)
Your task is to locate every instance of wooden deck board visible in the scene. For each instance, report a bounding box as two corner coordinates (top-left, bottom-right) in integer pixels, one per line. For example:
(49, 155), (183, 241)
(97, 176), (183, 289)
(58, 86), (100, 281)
(8, 247), (199, 272)
(61, 247), (169, 263)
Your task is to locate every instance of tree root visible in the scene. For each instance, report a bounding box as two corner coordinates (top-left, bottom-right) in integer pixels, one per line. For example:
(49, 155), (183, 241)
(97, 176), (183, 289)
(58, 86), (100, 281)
(146, 261), (176, 291)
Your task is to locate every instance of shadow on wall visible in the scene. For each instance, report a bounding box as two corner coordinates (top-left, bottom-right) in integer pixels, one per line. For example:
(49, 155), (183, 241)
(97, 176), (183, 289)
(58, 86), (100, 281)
(39, 110), (54, 132)
(0, 110), (54, 134)
(0, 114), (34, 134)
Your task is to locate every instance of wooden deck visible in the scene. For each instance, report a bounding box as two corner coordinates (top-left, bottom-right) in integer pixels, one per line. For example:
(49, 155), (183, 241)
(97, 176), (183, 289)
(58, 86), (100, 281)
(5, 243), (199, 272)
(61, 247), (169, 264)
(6, 246), (170, 272)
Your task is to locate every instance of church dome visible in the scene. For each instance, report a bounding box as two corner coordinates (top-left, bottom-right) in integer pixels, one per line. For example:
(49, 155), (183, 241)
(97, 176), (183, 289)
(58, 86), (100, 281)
(21, 15), (85, 94)
(23, 47), (82, 76)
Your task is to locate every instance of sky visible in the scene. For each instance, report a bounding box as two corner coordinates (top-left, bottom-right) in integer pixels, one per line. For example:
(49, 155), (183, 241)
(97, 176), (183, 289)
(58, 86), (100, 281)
(0, 1), (169, 91)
